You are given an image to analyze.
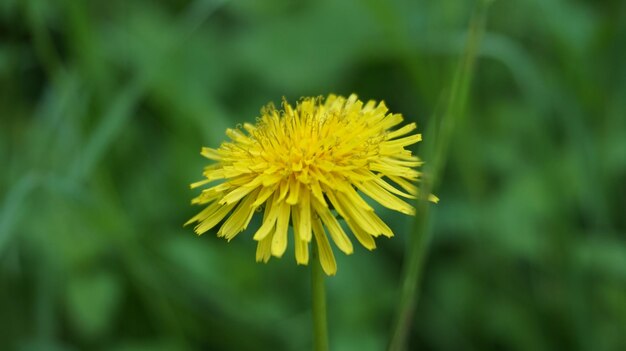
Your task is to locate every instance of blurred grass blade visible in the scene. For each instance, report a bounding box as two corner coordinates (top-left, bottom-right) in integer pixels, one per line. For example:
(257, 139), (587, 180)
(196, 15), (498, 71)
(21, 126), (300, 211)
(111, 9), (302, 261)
(69, 81), (143, 180)
(0, 174), (39, 256)
(69, 0), (228, 181)
(388, 2), (492, 350)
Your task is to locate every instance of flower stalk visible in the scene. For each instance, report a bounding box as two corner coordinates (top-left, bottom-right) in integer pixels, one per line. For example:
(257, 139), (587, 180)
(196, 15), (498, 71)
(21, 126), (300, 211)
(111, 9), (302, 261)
(311, 244), (329, 351)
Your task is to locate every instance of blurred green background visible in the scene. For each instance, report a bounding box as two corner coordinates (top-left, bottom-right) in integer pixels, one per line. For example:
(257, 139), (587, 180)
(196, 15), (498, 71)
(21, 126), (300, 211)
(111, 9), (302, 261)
(2, 0), (626, 350)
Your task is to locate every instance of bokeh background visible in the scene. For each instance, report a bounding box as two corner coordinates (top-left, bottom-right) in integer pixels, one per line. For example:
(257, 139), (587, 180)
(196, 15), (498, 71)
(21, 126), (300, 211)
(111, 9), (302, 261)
(2, 0), (626, 350)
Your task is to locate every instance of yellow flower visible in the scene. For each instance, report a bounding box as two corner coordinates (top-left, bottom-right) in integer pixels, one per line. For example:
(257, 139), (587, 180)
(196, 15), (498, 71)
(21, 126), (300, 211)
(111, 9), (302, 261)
(186, 94), (436, 275)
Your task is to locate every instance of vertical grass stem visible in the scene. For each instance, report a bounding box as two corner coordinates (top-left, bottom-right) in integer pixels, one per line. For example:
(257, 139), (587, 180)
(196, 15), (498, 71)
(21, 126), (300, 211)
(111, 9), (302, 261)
(388, 2), (492, 350)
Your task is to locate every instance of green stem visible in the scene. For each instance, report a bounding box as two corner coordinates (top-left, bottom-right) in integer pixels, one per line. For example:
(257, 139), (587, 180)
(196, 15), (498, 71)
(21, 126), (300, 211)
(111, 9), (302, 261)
(311, 244), (329, 351)
(388, 2), (492, 351)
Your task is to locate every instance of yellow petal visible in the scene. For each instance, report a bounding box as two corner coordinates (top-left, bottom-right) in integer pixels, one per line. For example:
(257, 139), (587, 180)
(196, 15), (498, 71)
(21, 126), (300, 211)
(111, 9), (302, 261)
(251, 184), (278, 207)
(253, 193), (280, 240)
(388, 175), (418, 195)
(310, 180), (326, 207)
(345, 220), (376, 250)
(190, 178), (212, 189)
(372, 175), (416, 199)
(312, 198), (353, 255)
(383, 133), (422, 148)
(297, 189), (312, 242)
(271, 201), (291, 257)
(219, 177), (263, 204)
(277, 179), (289, 202)
(256, 234), (273, 263)
(379, 113), (403, 129)
(294, 223), (309, 265)
(334, 191), (393, 237)
(218, 188), (260, 240)
(386, 122), (416, 140)
(286, 177), (300, 205)
(356, 180), (415, 215)
(200, 147), (222, 160)
(194, 202), (237, 234)
(184, 201), (220, 227)
(312, 218), (337, 276)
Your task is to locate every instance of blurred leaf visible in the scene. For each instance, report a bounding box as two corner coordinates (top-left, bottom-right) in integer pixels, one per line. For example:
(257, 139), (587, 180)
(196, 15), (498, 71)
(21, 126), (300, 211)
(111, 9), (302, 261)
(107, 340), (187, 351)
(65, 271), (122, 340)
(575, 237), (626, 280)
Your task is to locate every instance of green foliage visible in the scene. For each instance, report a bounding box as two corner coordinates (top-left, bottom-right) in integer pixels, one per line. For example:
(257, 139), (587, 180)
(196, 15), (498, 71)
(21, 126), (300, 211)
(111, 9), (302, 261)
(1, 0), (625, 350)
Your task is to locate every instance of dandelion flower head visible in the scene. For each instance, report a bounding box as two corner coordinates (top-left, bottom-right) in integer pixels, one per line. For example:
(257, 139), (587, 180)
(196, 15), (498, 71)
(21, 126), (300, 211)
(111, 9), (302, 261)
(186, 94), (435, 275)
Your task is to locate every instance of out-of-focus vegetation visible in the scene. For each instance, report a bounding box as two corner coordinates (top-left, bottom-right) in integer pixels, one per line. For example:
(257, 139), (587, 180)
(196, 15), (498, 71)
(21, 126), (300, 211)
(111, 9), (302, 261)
(1, 0), (625, 350)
